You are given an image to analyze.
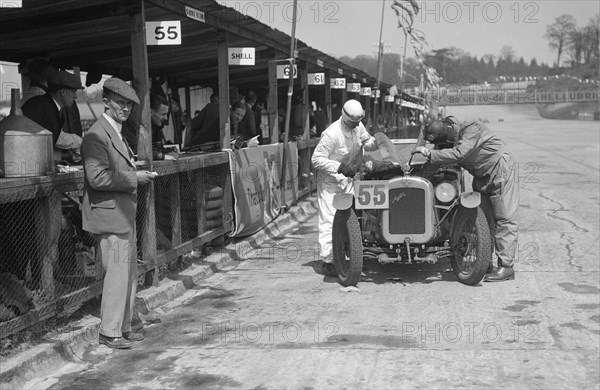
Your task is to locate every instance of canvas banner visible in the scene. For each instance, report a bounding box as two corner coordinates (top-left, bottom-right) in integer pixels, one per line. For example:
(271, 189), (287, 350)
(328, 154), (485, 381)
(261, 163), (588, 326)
(228, 143), (299, 237)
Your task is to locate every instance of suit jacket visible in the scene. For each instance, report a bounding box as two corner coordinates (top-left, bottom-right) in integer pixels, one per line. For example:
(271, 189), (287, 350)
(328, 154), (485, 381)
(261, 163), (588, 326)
(186, 102), (220, 146)
(236, 103), (257, 141)
(21, 93), (61, 144)
(81, 115), (138, 235)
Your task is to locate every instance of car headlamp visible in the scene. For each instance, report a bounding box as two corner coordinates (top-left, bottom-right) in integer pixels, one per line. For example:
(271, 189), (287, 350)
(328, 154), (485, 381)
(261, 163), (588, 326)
(435, 182), (457, 203)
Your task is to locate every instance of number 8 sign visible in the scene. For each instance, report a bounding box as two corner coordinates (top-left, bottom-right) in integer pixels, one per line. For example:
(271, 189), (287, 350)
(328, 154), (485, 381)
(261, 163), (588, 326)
(146, 21), (181, 45)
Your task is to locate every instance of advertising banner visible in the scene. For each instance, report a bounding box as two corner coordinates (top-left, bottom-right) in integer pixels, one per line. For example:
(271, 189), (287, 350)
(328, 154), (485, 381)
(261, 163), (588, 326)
(228, 143), (299, 237)
(430, 87), (599, 105)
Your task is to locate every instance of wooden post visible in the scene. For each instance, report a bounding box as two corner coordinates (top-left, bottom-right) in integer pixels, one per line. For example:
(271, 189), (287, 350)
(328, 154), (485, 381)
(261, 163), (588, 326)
(300, 61), (309, 140)
(341, 80), (348, 105)
(324, 70), (331, 125)
(364, 94), (371, 130)
(37, 191), (61, 300)
(217, 33), (231, 151)
(183, 86), (191, 146)
(268, 59), (279, 144)
(130, 1), (152, 166)
(131, 0), (157, 285)
(170, 174), (182, 247)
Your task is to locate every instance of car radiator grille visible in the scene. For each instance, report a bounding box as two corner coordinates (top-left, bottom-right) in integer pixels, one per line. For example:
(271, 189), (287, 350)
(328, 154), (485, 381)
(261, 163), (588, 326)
(388, 187), (425, 234)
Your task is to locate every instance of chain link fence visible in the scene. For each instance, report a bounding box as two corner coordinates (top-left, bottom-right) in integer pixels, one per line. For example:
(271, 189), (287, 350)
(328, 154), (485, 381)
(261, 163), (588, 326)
(0, 183), (96, 329)
(0, 161), (232, 339)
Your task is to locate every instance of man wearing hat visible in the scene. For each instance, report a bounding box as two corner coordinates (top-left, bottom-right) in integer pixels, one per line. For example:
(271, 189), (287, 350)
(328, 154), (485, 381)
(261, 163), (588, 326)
(311, 99), (379, 277)
(412, 117), (519, 282)
(81, 77), (156, 349)
(22, 70), (84, 161)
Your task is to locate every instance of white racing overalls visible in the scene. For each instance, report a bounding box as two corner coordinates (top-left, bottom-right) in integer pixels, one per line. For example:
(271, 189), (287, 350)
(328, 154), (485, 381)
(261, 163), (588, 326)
(311, 120), (377, 261)
(429, 119), (519, 267)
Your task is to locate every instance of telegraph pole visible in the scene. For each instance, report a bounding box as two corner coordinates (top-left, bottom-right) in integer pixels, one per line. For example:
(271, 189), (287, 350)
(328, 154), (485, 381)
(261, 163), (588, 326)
(373, 0), (386, 132)
(280, 0), (298, 212)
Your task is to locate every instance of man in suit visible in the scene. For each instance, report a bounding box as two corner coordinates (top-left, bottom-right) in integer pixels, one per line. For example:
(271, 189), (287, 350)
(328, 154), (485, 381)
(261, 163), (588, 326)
(81, 78), (156, 349)
(22, 70), (84, 162)
(236, 91), (257, 141)
(186, 92), (220, 147)
(150, 93), (170, 145)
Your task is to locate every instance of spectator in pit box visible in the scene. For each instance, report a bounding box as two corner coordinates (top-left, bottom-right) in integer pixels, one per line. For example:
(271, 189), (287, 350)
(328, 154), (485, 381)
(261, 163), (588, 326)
(413, 116), (519, 282)
(151, 93), (170, 146)
(230, 100), (247, 138)
(22, 70), (84, 163)
(25, 59), (55, 100)
(237, 91), (258, 141)
(331, 103), (342, 122)
(314, 102), (328, 137)
(253, 99), (264, 141)
(186, 93), (220, 147)
(311, 99), (378, 277)
(81, 78), (156, 349)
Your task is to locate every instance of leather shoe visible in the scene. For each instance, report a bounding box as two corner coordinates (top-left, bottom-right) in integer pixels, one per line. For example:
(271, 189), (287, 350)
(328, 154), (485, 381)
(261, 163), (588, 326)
(123, 332), (144, 342)
(98, 334), (131, 349)
(319, 262), (338, 278)
(484, 266), (515, 282)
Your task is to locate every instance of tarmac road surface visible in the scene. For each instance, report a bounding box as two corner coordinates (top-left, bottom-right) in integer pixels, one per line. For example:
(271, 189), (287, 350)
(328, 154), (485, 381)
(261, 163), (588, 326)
(23, 104), (599, 390)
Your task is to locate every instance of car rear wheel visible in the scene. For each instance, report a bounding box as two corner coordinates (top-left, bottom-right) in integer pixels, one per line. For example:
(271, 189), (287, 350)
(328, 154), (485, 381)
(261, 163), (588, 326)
(332, 209), (363, 286)
(450, 206), (492, 285)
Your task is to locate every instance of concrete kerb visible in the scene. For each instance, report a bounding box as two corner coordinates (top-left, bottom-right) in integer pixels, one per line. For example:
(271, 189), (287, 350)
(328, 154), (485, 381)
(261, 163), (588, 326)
(0, 196), (319, 389)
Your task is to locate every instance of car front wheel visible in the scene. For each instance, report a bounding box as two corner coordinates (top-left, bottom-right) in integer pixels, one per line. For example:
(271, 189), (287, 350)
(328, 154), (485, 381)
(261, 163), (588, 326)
(332, 208), (363, 286)
(450, 206), (492, 285)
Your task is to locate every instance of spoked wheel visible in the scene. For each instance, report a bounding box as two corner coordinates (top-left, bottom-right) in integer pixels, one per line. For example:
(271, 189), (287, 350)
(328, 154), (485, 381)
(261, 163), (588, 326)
(332, 208), (363, 286)
(450, 206), (492, 285)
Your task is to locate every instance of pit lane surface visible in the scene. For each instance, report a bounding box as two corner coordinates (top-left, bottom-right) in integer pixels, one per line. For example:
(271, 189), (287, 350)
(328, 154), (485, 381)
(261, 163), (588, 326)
(27, 105), (599, 389)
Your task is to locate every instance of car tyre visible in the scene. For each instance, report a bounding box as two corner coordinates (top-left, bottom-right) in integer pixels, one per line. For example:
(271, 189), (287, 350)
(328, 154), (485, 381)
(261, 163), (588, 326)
(450, 206), (492, 285)
(332, 208), (363, 286)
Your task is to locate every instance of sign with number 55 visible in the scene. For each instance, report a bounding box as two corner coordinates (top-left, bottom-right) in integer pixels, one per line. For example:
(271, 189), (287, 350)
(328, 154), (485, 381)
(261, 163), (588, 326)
(354, 181), (389, 209)
(146, 21), (181, 45)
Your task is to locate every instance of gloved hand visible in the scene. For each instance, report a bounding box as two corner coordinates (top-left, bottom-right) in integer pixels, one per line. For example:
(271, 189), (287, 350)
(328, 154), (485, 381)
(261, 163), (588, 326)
(412, 146), (431, 159)
(362, 136), (377, 150)
(337, 162), (356, 178)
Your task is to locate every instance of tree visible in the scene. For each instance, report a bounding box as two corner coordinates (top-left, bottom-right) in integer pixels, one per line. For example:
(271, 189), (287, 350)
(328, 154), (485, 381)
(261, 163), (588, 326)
(582, 14), (599, 65)
(528, 58), (539, 76)
(545, 14), (576, 67)
(499, 45), (516, 62)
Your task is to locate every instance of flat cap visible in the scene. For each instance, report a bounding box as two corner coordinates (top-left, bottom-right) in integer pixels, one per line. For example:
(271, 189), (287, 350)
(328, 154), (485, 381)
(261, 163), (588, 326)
(48, 71), (84, 90)
(103, 77), (140, 105)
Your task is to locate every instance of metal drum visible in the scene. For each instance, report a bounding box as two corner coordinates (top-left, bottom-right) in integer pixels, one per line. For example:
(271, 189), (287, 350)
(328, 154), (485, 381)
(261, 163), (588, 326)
(0, 109), (54, 178)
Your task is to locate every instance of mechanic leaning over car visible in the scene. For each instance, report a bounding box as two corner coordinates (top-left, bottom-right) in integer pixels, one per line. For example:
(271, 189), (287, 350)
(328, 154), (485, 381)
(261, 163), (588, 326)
(311, 99), (379, 277)
(413, 117), (519, 282)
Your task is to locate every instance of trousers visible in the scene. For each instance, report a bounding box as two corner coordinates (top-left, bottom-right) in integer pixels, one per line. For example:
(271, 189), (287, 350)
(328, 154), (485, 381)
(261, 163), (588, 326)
(474, 152), (519, 267)
(98, 230), (137, 338)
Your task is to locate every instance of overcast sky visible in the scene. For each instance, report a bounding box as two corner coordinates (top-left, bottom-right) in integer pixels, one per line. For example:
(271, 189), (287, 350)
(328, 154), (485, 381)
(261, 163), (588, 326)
(218, 0), (600, 65)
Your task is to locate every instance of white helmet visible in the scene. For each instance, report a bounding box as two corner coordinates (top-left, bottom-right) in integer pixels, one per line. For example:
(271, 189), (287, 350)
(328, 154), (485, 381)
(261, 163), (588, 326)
(341, 99), (365, 122)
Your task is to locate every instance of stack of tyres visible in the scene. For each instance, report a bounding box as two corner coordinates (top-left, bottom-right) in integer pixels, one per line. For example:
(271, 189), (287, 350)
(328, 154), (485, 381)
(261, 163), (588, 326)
(205, 185), (223, 230)
(205, 185), (224, 245)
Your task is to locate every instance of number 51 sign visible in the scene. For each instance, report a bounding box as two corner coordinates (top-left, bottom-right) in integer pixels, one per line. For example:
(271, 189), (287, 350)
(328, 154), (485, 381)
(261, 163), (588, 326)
(146, 21), (181, 45)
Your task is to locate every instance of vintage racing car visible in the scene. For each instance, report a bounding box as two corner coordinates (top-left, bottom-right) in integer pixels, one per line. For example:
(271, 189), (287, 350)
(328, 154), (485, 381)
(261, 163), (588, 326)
(331, 134), (492, 287)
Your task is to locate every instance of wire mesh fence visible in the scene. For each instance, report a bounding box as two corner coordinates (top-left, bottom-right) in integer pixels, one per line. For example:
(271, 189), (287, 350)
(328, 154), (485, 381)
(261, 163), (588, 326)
(0, 143), (311, 339)
(0, 161), (232, 338)
(0, 186), (97, 324)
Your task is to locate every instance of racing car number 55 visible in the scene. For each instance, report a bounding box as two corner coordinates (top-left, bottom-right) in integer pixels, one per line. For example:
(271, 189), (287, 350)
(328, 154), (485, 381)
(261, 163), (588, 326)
(354, 180), (389, 209)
